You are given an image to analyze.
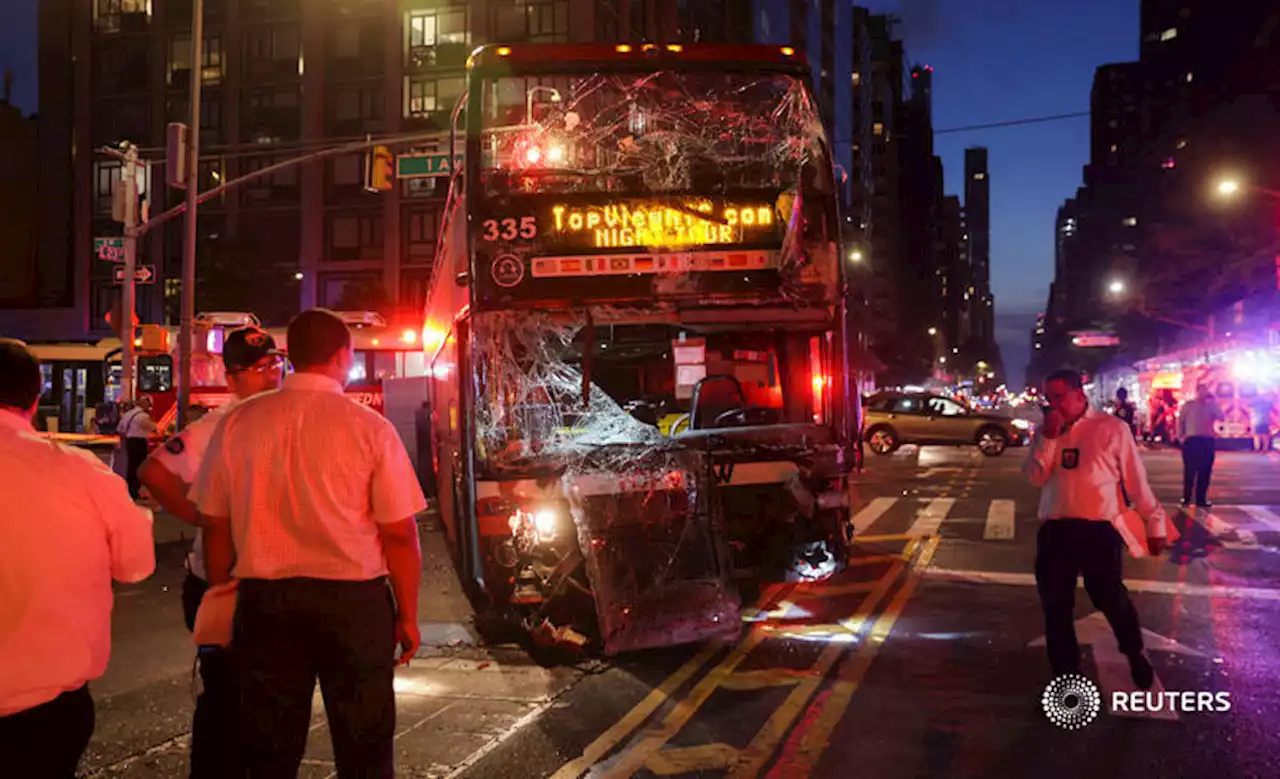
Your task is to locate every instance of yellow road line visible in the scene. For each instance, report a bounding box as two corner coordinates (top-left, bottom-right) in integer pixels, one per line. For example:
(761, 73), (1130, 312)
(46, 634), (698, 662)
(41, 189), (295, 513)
(549, 641), (720, 779)
(766, 535), (941, 778)
(597, 563), (903, 779)
(726, 560), (905, 778)
(851, 533), (915, 544)
(647, 743), (741, 775)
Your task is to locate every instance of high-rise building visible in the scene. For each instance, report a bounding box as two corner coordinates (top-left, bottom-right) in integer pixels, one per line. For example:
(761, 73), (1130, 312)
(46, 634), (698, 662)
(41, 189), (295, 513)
(18, 0), (776, 340)
(0, 74), (39, 312)
(963, 147), (993, 345)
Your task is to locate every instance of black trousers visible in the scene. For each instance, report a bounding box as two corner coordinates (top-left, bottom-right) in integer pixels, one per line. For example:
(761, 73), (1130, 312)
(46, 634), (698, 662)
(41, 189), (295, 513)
(182, 573), (248, 779)
(234, 578), (396, 779)
(124, 437), (149, 498)
(1035, 520), (1145, 675)
(1182, 435), (1216, 504)
(0, 685), (95, 779)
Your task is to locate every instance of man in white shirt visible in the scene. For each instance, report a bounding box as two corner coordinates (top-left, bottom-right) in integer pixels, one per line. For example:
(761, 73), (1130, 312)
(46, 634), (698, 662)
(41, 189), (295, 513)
(119, 394), (158, 498)
(1177, 384), (1223, 507)
(139, 325), (283, 779)
(194, 308), (426, 778)
(0, 339), (155, 777)
(1024, 369), (1167, 689)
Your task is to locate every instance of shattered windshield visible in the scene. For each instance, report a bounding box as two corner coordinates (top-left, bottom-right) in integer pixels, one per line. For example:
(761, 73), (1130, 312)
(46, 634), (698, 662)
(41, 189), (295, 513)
(477, 71), (828, 198)
(472, 310), (828, 474)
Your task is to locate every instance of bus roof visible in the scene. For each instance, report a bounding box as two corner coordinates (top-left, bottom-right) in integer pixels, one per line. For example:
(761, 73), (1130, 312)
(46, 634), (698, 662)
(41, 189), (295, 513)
(467, 42), (810, 75)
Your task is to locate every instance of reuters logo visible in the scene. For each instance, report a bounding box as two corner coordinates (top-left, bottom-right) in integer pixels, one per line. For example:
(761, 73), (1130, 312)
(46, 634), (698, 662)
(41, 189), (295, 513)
(1041, 674), (1101, 730)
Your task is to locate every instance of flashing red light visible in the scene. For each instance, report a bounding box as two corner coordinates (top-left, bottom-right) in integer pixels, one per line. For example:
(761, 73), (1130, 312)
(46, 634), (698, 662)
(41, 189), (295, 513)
(525, 145), (543, 165)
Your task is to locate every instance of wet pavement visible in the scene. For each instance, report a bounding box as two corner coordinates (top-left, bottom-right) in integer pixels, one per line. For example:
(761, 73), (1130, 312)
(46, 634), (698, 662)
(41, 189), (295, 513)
(83, 445), (1280, 777)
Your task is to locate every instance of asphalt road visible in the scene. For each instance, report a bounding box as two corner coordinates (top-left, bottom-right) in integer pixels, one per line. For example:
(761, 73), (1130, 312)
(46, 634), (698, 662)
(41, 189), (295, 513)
(81, 443), (1280, 778)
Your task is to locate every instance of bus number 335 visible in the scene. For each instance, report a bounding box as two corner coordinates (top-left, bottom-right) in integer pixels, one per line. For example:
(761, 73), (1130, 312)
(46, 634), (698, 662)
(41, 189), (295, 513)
(482, 217), (537, 242)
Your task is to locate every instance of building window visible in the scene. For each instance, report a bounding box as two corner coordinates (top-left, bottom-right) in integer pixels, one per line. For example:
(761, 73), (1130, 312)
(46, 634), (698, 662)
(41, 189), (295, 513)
(241, 154), (299, 202)
(492, 0), (570, 44)
(400, 269), (431, 312)
(872, 122), (883, 136)
(243, 26), (301, 77)
(332, 155), (362, 187)
(333, 26), (361, 59)
(330, 87), (384, 132)
(851, 72), (861, 86)
(407, 5), (470, 48)
(405, 209), (439, 260)
(94, 0), (150, 33)
(168, 34), (223, 85)
(405, 75), (465, 118)
(1110, 144), (1118, 153)
(1160, 27), (1177, 41)
(1123, 217), (1137, 227)
(329, 214), (383, 260)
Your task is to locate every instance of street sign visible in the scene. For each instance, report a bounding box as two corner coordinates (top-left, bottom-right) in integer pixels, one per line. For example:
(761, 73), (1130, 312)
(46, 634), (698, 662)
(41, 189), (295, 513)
(95, 236), (125, 263)
(114, 264), (155, 284)
(396, 152), (461, 179)
(1071, 331), (1120, 348)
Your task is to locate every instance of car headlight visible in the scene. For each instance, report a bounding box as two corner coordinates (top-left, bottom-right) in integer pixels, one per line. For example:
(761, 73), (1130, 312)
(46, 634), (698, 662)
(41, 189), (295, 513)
(1011, 419), (1031, 430)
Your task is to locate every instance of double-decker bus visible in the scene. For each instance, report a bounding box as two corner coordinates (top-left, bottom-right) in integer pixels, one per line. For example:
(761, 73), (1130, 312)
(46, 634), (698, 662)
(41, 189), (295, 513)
(422, 43), (856, 655)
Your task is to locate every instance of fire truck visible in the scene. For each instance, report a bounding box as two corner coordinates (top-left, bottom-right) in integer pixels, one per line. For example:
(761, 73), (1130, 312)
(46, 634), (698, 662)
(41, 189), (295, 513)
(421, 43), (857, 655)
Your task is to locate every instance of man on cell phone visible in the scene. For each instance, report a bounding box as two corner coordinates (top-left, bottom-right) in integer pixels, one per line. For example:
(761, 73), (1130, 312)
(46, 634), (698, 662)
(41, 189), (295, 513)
(1024, 369), (1167, 689)
(139, 325), (283, 778)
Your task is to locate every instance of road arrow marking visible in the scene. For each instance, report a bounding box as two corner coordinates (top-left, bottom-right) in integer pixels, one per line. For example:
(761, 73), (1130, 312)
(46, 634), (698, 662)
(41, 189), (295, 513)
(984, 500), (1016, 540)
(1028, 612), (1209, 721)
(907, 497), (955, 537)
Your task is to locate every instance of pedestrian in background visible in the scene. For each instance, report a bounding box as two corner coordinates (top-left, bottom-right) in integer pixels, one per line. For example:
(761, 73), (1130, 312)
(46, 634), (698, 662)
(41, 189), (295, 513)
(118, 394), (157, 498)
(194, 308), (426, 778)
(1178, 384), (1222, 508)
(139, 326), (283, 779)
(0, 339), (155, 777)
(1113, 387), (1137, 439)
(1024, 369), (1166, 689)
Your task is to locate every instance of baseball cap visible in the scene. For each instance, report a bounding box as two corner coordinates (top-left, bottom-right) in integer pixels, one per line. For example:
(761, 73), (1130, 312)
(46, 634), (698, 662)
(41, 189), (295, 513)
(222, 326), (282, 372)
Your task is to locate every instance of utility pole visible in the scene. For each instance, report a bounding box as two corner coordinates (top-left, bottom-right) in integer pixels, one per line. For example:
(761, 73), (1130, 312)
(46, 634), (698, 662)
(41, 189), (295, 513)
(103, 141), (142, 404)
(177, 0), (205, 431)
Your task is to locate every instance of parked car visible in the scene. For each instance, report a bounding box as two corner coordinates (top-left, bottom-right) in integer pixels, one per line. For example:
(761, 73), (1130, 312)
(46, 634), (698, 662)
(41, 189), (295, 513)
(862, 392), (1032, 456)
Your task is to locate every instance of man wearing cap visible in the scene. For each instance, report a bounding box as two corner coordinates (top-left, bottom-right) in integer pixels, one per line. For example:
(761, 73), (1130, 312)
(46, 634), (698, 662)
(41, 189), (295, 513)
(139, 326), (283, 778)
(194, 308), (425, 778)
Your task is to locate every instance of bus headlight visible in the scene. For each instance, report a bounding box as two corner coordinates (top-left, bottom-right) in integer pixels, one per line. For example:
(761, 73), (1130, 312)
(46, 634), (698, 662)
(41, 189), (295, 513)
(1011, 419), (1031, 430)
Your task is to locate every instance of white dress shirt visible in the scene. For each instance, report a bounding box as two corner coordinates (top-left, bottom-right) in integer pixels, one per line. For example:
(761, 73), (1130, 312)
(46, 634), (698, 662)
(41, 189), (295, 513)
(0, 409), (155, 716)
(1023, 407), (1168, 537)
(119, 406), (157, 439)
(192, 373), (426, 581)
(146, 402), (234, 581)
(1178, 397), (1222, 439)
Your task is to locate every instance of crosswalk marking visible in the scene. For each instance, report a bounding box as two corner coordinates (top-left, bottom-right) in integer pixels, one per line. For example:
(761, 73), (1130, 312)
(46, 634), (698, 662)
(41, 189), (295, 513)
(983, 500), (1016, 540)
(907, 498), (955, 537)
(851, 497), (897, 535)
(1240, 506), (1280, 532)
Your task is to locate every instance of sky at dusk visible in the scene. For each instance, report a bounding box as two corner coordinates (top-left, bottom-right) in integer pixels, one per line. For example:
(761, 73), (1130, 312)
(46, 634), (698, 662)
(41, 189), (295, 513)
(0, 0), (1140, 386)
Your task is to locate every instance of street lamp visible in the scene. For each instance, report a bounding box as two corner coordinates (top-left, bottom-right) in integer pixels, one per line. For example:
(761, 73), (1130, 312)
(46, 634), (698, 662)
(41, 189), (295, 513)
(927, 327), (937, 336)
(1212, 176), (1280, 200)
(848, 249), (864, 263)
(1217, 178), (1241, 197)
(1107, 279), (1126, 297)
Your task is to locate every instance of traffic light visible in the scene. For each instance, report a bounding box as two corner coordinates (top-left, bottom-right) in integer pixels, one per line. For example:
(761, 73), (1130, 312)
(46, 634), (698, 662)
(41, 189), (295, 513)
(366, 146), (394, 192)
(138, 324), (170, 353)
(166, 122), (189, 189)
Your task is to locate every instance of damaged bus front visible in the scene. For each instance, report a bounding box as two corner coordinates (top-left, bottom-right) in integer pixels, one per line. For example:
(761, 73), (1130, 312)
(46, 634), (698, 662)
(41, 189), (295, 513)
(423, 44), (855, 656)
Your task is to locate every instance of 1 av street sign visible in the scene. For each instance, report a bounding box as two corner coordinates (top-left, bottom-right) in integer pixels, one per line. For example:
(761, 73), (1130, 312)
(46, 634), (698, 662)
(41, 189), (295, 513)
(95, 236), (125, 263)
(396, 152), (461, 179)
(114, 264), (155, 284)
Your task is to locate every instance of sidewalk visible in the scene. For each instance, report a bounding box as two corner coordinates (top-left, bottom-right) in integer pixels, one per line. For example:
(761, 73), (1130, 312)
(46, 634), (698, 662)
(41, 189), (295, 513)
(83, 516), (591, 779)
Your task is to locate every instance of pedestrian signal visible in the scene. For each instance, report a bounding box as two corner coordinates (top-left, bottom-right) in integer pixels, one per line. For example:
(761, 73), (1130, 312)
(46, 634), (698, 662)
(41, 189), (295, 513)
(366, 146), (394, 192)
